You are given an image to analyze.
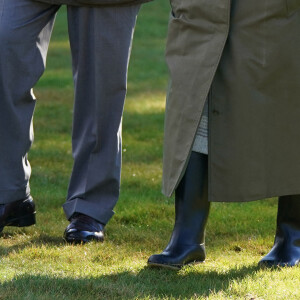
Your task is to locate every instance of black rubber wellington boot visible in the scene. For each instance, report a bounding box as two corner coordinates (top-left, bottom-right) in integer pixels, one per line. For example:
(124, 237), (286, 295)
(259, 195), (300, 267)
(148, 152), (210, 270)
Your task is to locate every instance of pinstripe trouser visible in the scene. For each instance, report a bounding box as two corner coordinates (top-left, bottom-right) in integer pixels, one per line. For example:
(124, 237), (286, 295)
(0, 0), (140, 224)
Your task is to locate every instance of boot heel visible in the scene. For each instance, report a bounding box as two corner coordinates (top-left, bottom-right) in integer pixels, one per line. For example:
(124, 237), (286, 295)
(9, 213), (36, 227)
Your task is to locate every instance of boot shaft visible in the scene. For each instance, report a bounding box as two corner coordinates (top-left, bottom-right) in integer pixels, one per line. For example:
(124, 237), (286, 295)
(169, 152), (210, 246)
(259, 195), (300, 267)
(275, 195), (300, 244)
(277, 195), (300, 226)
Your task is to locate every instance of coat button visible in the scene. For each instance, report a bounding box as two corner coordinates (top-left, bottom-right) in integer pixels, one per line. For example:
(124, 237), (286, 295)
(212, 109), (220, 115)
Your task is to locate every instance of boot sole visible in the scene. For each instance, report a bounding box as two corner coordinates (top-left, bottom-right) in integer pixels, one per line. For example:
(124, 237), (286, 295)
(258, 260), (299, 268)
(148, 260), (204, 270)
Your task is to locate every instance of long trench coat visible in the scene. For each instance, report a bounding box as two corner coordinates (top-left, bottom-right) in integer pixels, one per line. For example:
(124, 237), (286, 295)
(35, 0), (150, 6)
(162, 0), (300, 202)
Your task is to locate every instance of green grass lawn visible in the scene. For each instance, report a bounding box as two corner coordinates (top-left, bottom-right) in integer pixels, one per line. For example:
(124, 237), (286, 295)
(1, 2), (299, 299)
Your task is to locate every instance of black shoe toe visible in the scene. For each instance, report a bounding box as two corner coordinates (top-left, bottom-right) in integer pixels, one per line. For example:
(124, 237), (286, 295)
(0, 196), (36, 233)
(64, 213), (105, 244)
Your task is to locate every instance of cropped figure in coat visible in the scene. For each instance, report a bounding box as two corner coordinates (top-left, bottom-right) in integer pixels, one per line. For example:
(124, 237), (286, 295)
(148, 0), (300, 268)
(0, 0), (150, 242)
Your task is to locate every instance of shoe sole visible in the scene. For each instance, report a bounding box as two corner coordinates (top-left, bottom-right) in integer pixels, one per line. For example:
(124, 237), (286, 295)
(0, 213), (36, 233)
(64, 236), (103, 244)
(64, 231), (104, 244)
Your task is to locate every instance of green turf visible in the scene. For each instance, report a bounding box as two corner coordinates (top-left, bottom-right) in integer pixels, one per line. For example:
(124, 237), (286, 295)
(0, 2), (299, 299)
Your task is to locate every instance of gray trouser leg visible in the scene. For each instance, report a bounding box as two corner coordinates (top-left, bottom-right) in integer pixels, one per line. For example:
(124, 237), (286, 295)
(0, 0), (59, 204)
(63, 5), (140, 224)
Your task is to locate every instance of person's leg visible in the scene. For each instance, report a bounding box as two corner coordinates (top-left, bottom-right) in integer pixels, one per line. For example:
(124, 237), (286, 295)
(148, 152), (210, 269)
(259, 195), (300, 267)
(63, 4), (140, 242)
(0, 0), (59, 230)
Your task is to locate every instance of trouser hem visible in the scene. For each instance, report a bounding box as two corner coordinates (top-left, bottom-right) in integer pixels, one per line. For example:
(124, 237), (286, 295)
(63, 198), (115, 225)
(0, 186), (31, 204)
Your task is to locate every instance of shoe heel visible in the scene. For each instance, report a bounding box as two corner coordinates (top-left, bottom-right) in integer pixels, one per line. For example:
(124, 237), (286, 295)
(10, 213), (36, 227)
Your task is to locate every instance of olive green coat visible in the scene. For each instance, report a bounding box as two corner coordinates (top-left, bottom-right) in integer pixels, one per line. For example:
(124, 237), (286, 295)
(163, 0), (300, 202)
(35, 0), (150, 6)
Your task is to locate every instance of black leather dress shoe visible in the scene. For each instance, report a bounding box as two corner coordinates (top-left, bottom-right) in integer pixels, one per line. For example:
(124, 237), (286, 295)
(0, 196), (36, 233)
(64, 213), (105, 243)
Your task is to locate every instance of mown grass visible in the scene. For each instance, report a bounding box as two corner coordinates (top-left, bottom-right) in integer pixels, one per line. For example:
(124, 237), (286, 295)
(0, 1), (299, 299)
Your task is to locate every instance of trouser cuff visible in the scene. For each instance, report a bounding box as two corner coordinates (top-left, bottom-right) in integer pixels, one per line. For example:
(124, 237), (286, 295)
(63, 198), (115, 225)
(0, 186), (30, 204)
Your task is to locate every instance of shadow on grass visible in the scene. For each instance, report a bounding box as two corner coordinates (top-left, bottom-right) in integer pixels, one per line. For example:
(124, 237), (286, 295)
(0, 233), (65, 258)
(0, 264), (263, 299)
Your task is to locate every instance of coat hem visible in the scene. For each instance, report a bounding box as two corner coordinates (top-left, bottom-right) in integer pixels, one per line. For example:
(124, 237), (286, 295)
(34, 0), (151, 6)
(210, 187), (300, 202)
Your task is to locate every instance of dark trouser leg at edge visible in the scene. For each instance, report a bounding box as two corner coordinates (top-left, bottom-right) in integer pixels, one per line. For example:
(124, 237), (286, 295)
(147, 152), (210, 269)
(259, 195), (300, 267)
(0, 1), (59, 233)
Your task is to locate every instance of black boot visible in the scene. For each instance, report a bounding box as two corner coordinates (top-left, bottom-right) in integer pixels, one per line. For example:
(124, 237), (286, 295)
(259, 195), (300, 267)
(148, 152), (210, 269)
